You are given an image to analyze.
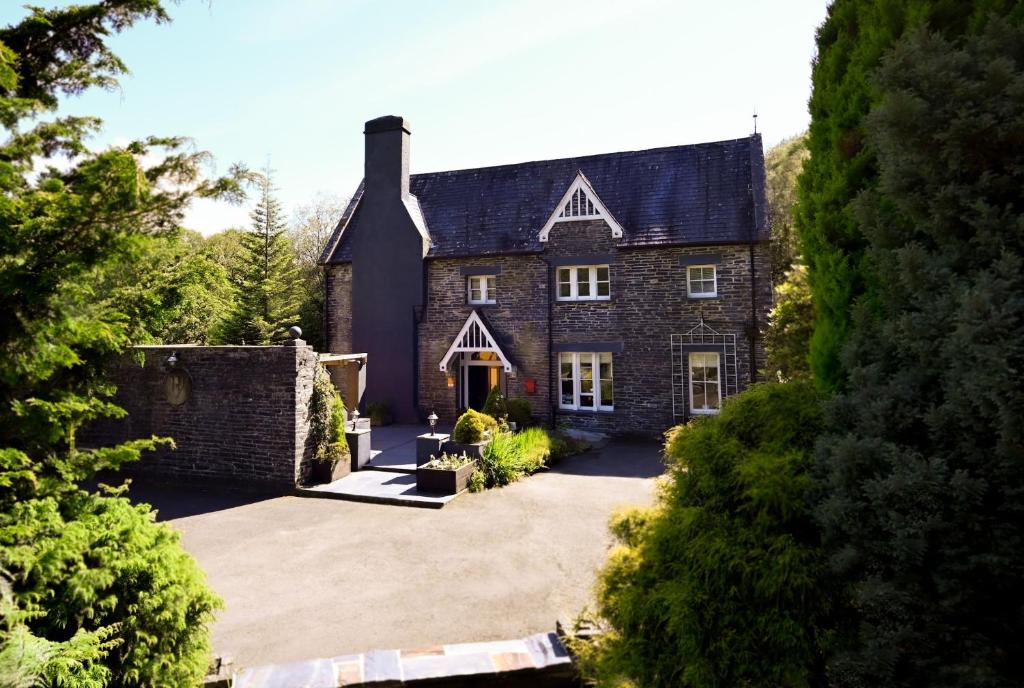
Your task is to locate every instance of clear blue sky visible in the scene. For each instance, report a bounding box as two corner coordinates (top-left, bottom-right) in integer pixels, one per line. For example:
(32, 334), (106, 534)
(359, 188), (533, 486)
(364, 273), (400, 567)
(3, 0), (829, 234)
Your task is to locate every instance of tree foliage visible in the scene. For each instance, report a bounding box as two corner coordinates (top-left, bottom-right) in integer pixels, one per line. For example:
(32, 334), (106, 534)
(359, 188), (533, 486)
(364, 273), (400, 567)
(291, 193), (345, 351)
(0, 2), (237, 684)
(582, 383), (836, 688)
(766, 134), (809, 284)
(222, 169), (301, 344)
(765, 261), (814, 382)
(814, 18), (1024, 687)
(796, 0), (1022, 390)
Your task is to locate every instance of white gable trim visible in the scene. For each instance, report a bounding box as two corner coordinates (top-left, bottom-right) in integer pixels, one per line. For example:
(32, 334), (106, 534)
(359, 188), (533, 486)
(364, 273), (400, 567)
(539, 171), (624, 242)
(439, 310), (514, 374)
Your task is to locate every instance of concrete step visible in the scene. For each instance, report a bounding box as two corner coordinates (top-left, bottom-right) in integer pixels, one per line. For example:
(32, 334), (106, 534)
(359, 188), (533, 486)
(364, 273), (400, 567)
(295, 469), (459, 509)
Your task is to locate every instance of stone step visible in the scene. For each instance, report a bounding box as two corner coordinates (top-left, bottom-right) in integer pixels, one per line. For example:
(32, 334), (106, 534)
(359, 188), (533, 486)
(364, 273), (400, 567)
(294, 470), (459, 509)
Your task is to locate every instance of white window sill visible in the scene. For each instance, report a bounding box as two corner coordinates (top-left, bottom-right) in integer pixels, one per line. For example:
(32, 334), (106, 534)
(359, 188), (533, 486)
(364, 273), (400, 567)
(686, 293), (718, 299)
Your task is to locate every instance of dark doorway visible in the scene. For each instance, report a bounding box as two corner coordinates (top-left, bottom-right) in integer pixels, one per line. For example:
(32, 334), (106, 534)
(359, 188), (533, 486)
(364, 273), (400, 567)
(467, 366), (491, 410)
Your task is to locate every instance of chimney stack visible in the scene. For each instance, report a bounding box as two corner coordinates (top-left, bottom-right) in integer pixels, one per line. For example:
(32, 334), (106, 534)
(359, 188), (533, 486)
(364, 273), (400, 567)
(364, 115), (410, 197)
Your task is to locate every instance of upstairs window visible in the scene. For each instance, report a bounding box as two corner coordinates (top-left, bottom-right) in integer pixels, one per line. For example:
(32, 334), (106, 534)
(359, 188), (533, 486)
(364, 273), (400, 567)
(686, 265), (717, 298)
(557, 265), (611, 301)
(559, 352), (614, 411)
(468, 275), (496, 305)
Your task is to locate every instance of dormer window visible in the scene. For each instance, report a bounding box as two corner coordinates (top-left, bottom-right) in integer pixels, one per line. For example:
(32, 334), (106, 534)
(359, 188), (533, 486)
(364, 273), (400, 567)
(468, 275), (496, 305)
(686, 265), (717, 298)
(557, 265), (610, 301)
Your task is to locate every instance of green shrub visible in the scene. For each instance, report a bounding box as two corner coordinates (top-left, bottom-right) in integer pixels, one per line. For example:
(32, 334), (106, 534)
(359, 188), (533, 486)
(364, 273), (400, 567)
(0, 488), (223, 687)
(477, 427), (552, 488)
(452, 409), (497, 443)
(482, 386), (507, 419)
(506, 398), (532, 428)
(467, 468), (486, 493)
(309, 366), (349, 466)
(515, 427), (550, 473)
(582, 382), (837, 688)
(549, 433), (590, 462)
(479, 431), (524, 487)
(366, 401), (392, 426)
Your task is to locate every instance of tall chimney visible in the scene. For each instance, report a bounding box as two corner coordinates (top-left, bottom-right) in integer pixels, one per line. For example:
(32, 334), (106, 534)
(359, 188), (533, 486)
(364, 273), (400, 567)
(364, 115), (410, 197)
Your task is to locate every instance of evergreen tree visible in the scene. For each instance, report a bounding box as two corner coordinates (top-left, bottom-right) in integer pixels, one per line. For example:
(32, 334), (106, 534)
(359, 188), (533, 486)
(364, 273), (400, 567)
(814, 17), (1024, 687)
(796, 0), (1021, 391)
(578, 383), (838, 688)
(224, 169), (301, 344)
(765, 261), (814, 382)
(766, 133), (809, 285)
(0, 3), (241, 684)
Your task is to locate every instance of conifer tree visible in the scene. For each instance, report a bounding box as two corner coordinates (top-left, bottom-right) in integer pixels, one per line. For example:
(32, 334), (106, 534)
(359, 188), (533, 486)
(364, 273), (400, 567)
(0, 3), (241, 684)
(814, 15), (1024, 687)
(796, 0), (1021, 390)
(224, 168), (301, 344)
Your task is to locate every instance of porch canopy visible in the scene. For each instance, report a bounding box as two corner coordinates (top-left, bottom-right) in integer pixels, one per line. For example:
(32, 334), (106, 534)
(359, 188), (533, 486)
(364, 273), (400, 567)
(439, 310), (515, 374)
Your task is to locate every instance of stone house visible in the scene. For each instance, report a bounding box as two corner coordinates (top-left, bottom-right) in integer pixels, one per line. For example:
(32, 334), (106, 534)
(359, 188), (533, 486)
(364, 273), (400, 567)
(320, 116), (771, 436)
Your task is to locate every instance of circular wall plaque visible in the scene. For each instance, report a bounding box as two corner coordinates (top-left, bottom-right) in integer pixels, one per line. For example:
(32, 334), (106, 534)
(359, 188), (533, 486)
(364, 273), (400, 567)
(164, 369), (192, 406)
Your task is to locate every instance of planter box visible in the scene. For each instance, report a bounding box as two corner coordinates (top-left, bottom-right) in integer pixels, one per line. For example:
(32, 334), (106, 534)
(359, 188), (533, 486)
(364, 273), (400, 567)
(441, 439), (489, 460)
(310, 457), (351, 485)
(416, 460), (476, 495)
(417, 432), (451, 466)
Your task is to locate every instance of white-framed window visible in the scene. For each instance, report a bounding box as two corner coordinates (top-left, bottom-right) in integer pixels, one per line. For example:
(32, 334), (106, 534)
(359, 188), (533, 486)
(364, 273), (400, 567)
(559, 352), (614, 411)
(556, 265), (611, 301)
(467, 275), (496, 305)
(686, 265), (717, 298)
(688, 352), (721, 414)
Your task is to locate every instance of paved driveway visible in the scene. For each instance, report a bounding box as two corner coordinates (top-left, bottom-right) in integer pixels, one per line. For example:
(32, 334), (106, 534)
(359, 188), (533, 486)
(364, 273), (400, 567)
(131, 441), (664, 670)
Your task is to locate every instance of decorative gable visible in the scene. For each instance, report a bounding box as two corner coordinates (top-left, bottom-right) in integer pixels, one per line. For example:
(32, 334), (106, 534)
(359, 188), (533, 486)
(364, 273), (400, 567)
(439, 310), (515, 373)
(539, 171), (624, 242)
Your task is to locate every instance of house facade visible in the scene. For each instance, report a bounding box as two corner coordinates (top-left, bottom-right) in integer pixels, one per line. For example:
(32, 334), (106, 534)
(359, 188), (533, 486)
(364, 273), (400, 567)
(320, 116), (771, 436)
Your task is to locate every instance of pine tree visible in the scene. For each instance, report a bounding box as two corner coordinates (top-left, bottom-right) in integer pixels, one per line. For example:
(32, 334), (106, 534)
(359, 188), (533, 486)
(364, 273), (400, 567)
(224, 168), (301, 344)
(814, 16), (1024, 687)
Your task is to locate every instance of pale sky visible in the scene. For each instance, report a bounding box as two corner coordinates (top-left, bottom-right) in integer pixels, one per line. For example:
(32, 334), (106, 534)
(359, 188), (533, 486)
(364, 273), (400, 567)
(2, 0), (829, 234)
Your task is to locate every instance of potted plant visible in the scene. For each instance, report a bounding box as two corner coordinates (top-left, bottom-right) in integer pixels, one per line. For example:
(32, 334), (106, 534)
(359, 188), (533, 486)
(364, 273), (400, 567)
(416, 452), (477, 495)
(442, 408), (497, 459)
(366, 400), (392, 427)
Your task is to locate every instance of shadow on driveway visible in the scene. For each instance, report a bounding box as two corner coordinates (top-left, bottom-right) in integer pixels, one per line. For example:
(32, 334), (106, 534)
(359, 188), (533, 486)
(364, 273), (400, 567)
(124, 481), (276, 521)
(549, 440), (666, 479)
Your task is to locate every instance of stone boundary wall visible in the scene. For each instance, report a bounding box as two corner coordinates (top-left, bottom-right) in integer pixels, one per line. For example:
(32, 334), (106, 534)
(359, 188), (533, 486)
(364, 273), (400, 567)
(84, 344), (320, 492)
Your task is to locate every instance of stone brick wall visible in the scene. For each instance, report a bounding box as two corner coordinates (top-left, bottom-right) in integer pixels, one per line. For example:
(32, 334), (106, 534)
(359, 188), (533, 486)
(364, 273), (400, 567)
(418, 253), (551, 423)
(83, 344), (321, 492)
(414, 219), (771, 437)
(325, 264), (353, 354)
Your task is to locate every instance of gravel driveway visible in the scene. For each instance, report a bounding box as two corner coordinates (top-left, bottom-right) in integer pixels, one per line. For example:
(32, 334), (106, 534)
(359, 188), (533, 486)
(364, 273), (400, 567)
(131, 441), (664, 670)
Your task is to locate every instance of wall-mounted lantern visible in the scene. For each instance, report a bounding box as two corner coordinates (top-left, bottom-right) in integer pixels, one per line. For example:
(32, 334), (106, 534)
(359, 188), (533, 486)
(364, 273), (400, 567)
(446, 374), (455, 388)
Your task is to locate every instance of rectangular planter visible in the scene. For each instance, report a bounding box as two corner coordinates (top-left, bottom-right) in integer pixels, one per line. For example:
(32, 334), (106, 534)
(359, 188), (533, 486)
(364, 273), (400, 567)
(416, 460), (476, 495)
(310, 457), (351, 485)
(441, 439), (489, 461)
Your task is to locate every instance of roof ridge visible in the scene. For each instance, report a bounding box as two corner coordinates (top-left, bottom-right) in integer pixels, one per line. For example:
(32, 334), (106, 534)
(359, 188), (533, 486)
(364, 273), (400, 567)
(409, 135), (760, 179)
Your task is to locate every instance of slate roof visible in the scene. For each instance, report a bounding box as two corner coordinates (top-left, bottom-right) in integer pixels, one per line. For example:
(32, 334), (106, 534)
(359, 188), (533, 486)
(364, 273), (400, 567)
(323, 134), (768, 263)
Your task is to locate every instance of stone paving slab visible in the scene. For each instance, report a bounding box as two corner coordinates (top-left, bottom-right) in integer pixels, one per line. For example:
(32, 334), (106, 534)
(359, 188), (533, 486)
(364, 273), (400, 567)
(232, 632), (572, 687)
(295, 470), (458, 508)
